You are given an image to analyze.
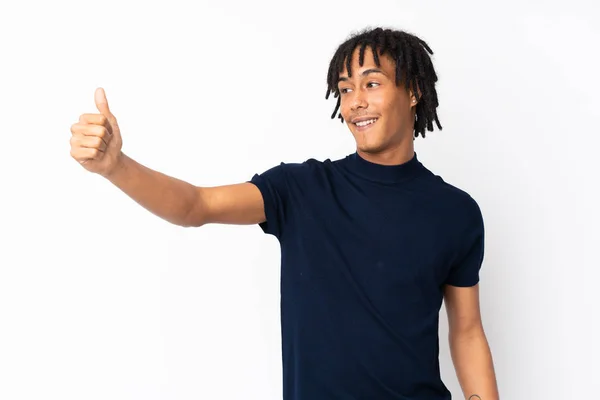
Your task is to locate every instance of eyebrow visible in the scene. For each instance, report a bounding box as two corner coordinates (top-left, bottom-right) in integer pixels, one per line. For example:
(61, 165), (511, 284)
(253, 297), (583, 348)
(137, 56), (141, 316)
(337, 68), (386, 83)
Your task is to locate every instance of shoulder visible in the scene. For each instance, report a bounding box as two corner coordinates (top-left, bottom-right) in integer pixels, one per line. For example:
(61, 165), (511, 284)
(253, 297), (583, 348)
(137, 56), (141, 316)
(251, 157), (332, 191)
(438, 176), (480, 209)
(419, 171), (484, 224)
(259, 156), (331, 177)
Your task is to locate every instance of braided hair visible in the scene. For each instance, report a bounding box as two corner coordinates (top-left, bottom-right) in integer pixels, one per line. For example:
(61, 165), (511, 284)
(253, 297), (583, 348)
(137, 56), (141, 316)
(325, 27), (443, 138)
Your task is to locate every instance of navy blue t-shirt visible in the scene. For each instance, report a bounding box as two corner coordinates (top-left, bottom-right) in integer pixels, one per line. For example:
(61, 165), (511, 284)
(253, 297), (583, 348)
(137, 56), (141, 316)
(249, 151), (484, 400)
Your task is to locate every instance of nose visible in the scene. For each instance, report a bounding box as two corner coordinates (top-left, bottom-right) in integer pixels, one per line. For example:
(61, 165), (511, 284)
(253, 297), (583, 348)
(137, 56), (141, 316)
(350, 88), (368, 111)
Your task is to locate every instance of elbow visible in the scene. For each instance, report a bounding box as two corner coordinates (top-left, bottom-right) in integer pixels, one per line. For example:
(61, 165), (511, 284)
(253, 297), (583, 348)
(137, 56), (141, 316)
(181, 205), (206, 227)
(449, 321), (485, 341)
(179, 188), (206, 228)
(449, 327), (487, 347)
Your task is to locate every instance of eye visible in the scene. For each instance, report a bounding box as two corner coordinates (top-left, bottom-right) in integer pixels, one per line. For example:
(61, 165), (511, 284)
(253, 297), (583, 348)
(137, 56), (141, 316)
(339, 87), (352, 94)
(367, 82), (380, 88)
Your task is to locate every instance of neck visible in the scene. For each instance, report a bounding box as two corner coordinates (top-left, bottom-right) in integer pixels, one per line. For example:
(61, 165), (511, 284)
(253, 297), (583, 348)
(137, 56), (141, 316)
(356, 139), (415, 166)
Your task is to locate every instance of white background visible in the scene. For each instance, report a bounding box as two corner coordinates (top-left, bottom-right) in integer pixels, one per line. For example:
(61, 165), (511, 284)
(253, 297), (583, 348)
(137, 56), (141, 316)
(1, 0), (599, 399)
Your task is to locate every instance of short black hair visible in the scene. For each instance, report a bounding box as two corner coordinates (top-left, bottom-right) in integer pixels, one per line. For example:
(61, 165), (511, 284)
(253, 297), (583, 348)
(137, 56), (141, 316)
(325, 27), (442, 138)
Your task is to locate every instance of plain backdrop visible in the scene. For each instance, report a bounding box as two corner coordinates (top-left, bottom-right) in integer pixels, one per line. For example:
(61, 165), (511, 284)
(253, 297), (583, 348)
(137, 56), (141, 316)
(1, 0), (599, 399)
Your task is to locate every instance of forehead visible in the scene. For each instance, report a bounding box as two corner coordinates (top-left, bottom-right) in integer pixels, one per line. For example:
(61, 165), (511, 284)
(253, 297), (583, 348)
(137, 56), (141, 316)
(339, 45), (396, 78)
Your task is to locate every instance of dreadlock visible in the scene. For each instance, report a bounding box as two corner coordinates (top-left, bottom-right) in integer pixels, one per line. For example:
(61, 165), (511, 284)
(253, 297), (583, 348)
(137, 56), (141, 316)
(325, 27), (442, 139)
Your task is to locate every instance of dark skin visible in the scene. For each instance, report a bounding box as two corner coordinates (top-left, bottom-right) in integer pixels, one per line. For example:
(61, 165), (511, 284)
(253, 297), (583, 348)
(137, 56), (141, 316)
(337, 46), (419, 166)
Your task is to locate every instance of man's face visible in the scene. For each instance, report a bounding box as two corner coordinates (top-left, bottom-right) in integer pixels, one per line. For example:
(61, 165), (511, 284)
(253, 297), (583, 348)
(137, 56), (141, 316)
(337, 46), (416, 155)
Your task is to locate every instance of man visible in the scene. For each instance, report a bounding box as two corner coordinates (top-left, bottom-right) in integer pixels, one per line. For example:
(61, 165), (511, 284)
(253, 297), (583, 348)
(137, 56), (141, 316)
(69, 27), (499, 400)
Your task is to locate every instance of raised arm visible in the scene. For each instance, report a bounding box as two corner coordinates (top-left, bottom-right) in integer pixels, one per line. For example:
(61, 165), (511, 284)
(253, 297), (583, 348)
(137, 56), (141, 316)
(69, 88), (266, 228)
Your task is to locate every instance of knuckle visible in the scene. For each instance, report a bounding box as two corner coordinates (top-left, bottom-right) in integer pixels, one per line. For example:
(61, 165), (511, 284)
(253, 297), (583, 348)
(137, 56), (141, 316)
(91, 123), (105, 137)
(87, 124), (100, 136)
(98, 126), (109, 139)
(96, 125), (107, 137)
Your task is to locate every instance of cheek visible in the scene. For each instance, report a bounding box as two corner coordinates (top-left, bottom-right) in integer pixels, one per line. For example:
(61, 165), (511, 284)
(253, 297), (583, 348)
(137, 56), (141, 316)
(340, 99), (352, 119)
(379, 94), (400, 111)
(382, 98), (410, 125)
(339, 104), (349, 119)
(332, 100), (350, 121)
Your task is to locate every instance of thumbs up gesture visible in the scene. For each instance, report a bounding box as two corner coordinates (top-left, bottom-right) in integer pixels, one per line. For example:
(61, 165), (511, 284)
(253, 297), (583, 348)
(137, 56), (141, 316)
(70, 88), (124, 177)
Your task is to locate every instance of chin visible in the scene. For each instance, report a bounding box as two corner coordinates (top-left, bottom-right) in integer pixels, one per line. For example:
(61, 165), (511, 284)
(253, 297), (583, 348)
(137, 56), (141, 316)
(355, 137), (388, 154)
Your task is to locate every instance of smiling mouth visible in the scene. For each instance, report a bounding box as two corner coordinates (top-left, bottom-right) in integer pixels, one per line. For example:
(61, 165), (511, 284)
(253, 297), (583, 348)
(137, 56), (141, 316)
(354, 118), (378, 129)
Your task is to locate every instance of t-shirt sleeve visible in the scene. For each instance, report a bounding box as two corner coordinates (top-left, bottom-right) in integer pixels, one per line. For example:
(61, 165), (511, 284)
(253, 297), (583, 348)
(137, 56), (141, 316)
(248, 162), (289, 239)
(444, 198), (485, 287)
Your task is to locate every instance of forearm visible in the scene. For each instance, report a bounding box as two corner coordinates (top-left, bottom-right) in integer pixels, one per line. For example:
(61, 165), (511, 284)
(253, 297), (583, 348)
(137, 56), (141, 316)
(449, 328), (499, 400)
(105, 152), (198, 227)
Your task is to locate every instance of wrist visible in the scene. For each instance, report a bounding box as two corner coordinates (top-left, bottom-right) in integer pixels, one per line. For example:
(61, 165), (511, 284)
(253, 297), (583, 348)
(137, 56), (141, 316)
(103, 152), (127, 181)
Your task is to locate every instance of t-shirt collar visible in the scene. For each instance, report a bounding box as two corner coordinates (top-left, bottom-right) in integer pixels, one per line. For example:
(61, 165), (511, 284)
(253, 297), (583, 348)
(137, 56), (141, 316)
(345, 151), (425, 183)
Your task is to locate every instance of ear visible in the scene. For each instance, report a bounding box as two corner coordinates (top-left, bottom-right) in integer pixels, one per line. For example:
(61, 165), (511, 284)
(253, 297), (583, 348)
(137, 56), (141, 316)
(410, 84), (422, 106)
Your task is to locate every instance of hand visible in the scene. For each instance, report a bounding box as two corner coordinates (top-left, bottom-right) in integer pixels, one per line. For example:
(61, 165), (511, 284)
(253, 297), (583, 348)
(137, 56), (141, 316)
(70, 87), (124, 177)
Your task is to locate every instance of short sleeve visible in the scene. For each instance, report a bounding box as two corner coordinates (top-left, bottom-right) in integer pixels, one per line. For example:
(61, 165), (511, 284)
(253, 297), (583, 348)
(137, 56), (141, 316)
(444, 199), (485, 287)
(248, 163), (289, 239)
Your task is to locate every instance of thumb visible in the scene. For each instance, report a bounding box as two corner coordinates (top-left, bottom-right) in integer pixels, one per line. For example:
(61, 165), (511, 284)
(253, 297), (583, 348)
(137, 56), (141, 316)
(94, 87), (113, 118)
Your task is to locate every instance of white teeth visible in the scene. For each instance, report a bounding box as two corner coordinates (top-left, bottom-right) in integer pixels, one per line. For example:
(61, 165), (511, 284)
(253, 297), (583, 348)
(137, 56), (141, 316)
(355, 118), (377, 127)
